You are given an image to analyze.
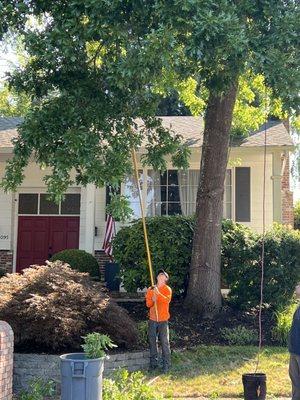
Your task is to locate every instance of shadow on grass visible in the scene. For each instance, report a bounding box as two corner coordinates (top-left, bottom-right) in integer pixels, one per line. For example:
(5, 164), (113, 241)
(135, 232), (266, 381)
(151, 345), (287, 379)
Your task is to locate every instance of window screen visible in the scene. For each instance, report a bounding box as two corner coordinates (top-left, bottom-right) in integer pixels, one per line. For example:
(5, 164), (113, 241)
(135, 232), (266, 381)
(18, 194), (38, 214)
(39, 194), (59, 214)
(61, 194), (81, 214)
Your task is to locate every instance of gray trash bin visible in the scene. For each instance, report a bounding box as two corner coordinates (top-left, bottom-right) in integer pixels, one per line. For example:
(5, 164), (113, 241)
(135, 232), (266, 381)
(60, 353), (105, 400)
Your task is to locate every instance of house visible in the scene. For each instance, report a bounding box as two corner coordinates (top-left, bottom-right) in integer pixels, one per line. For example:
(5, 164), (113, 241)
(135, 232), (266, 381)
(0, 116), (294, 275)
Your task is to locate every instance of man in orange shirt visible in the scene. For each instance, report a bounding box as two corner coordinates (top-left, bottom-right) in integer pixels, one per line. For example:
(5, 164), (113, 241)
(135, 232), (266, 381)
(146, 269), (172, 373)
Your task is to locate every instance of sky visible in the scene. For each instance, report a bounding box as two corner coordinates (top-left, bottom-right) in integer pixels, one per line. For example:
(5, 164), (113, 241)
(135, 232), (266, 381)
(0, 44), (18, 82)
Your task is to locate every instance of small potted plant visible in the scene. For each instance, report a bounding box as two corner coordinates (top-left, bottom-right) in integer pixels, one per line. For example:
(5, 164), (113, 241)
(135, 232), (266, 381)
(60, 333), (117, 400)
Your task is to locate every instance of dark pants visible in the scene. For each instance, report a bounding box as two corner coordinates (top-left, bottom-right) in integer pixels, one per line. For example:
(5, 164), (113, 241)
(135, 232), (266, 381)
(148, 320), (171, 368)
(290, 353), (300, 400)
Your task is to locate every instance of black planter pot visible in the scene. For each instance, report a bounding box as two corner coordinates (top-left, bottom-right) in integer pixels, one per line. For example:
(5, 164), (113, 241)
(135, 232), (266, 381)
(104, 262), (120, 291)
(242, 373), (267, 400)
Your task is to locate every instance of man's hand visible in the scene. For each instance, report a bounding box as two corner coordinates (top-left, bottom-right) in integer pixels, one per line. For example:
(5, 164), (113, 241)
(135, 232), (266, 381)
(152, 287), (157, 302)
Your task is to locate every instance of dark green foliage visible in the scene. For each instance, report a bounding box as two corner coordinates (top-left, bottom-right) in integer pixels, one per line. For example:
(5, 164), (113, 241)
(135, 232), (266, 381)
(272, 302), (298, 345)
(220, 326), (257, 346)
(224, 224), (300, 310)
(294, 200), (300, 230)
(19, 378), (55, 400)
(113, 216), (194, 293)
(1, 1), (298, 201)
(51, 249), (100, 278)
(156, 91), (192, 116)
(114, 217), (300, 310)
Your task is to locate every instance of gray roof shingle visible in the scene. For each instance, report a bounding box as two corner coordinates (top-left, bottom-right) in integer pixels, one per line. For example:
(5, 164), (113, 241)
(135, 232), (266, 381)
(0, 116), (294, 149)
(0, 117), (23, 148)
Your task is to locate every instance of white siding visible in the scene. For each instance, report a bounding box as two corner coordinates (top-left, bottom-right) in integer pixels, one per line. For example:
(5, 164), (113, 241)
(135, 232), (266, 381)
(94, 187), (106, 250)
(0, 191), (13, 250)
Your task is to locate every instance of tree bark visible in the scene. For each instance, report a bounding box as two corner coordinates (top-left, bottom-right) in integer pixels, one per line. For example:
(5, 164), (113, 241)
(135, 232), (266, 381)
(184, 81), (238, 317)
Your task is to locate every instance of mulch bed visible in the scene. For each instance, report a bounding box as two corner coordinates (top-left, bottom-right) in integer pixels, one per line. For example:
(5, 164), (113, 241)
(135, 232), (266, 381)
(13, 298), (277, 354)
(120, 299), (276, 349)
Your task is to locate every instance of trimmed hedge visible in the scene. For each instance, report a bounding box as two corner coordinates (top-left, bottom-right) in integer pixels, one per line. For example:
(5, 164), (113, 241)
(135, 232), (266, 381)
(114, 217), (300, 310)
(113, 216), (194, 293)
(51, 249), (100, 277)
(225, 224), (300, 310)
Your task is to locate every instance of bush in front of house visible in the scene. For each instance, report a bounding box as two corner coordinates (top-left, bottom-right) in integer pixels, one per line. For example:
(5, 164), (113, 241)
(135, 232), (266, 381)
(50, 249), (100, 278)
(113, 216), (256, 295)
(0, 261), (138, 352)
(113, 215), (194, 293)
(225, 224), (300, 311)
(114, 216), (300, 311)
(272, 302), (298, 345)
(294, 200), (300, 230)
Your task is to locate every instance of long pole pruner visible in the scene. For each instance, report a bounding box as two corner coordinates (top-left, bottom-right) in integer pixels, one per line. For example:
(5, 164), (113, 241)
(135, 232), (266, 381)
(131, 147), (158, 322)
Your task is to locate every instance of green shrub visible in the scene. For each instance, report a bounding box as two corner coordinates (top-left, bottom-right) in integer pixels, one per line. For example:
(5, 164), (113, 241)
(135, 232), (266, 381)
(294, 200), (300, 230)
(82, 333), (117, 359)
(225, 224), (300, 310)
(137, 321), (178, 346)
(137, 321), (149, 346)
(19, 378), (55, 400)
(103, 369), (163, 400)
(272, 302), (298, 345)
(51, 249), (100, 277)
(220, 326), (257, 345)
(113, 215), (194, 293)
(114, 216), (300, 310)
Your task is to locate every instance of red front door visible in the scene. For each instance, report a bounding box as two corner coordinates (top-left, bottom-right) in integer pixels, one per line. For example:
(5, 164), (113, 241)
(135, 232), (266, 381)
(16, 216), (80, 272)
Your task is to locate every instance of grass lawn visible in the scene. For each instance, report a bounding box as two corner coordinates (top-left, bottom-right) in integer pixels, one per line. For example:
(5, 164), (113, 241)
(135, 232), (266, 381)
(150, 346), (290, 398)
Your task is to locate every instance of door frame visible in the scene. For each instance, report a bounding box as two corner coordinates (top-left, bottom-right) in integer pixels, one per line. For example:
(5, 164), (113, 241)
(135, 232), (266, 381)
(13, 187), (81, 272)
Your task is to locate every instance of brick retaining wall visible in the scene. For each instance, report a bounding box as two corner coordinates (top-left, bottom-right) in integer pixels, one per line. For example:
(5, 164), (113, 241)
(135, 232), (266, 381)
(0, 321), (14, 400)
(281, 153), (294, 226)
(0, 251), (13, 276)
(13, 350), (150, 394)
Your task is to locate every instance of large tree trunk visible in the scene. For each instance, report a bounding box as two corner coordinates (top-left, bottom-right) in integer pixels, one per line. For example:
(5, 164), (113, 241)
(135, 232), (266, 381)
(184, 82), (238, 317)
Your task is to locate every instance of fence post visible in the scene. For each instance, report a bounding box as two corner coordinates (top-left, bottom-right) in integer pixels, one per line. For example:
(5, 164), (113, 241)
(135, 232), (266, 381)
(0, 321), (14, 400)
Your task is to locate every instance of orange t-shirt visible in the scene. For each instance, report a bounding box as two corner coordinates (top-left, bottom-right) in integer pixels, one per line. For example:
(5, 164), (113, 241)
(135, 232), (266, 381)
(145, 284), (172, 322)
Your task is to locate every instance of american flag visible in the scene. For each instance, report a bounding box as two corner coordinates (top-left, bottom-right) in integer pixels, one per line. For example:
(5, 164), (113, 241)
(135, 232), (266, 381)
(102, 214), (116, 258)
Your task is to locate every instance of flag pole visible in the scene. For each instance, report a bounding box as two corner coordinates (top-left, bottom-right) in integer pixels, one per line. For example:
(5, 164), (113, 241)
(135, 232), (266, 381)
(131, 148), (158, 321)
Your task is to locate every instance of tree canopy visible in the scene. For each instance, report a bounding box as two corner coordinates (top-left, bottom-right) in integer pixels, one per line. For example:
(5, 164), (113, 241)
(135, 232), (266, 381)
(0, 0), (298, 202)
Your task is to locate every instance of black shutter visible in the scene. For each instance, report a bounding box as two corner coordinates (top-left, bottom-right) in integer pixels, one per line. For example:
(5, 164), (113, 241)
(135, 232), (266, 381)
(235, 167), (251, 222)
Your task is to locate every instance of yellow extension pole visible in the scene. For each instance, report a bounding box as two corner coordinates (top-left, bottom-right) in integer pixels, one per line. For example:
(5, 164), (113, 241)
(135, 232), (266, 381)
(131, 148), (158, 321)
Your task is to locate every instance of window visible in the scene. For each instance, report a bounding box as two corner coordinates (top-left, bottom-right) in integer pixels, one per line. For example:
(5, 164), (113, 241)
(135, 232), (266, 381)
(18, 193), (81, 215)
(125, 168), (232, 219)
(61, 194), (81, 215)
(18, 194), (38, 215)
(177, 170), (199, 215)
(40, 194), (59, 214)
(123, 171), (143, 219)
(147, 170), (182, 216)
